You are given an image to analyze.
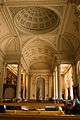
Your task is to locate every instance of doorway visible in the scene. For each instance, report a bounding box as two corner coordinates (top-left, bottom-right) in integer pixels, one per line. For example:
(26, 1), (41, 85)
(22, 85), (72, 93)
(36, 77), (45, 100)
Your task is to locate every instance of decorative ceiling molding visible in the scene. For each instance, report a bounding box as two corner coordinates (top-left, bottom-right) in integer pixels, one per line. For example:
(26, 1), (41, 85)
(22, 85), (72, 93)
(56, 2), (70, 44)
(67, 0), (80, 5)
(13, 6), (60, 34)
(5, 37), (20, 55)
(0, 5), (22, 51)
(61, 32), (80, 52)
(0, 6), (16, 35)
(30, 69), (51, 74)
(39, 36), (57, 51)
(22, 38), (55, 68)
(23, 37), (56, 52)
(55, 52), (75, 64)
(0, 0), (78, 70)
(4, 0), (67, 6)
(0, 35), (16, 53)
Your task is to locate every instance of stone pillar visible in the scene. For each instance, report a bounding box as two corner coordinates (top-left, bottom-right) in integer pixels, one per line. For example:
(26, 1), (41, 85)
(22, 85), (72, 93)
(72, 63), (77, 86)
(49, 75), (52, 98)
(55, 67), (58, 99)
(53, 72), (56, 99)
(65, 87), (68, 99)
(70, 85), (73, 100)
(22, 71), (26, 99)
(48, 76), (49, 99)
(69, 66), (74, 100)
(25, 74), (28, 100)
(16, 64), (21, 99)
(45, 78), (49, 100)
(57, 64), (62, 99)
(51, 73), (54, 99)
(30, 76), (35, 99)
(72, 63), (77, 98)
(28, 74), (31, 100)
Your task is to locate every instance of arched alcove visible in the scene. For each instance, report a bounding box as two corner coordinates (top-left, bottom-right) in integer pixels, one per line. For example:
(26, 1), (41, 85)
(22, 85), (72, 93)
(36, 77), (45, 100)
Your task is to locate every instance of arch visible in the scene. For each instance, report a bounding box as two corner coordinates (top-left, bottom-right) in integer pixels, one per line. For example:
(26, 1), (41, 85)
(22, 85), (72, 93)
(22, 38), (55, 69)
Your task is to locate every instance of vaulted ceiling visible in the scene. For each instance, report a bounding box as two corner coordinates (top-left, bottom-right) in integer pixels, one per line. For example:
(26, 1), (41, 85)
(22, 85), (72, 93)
(0, 0), (80, 71)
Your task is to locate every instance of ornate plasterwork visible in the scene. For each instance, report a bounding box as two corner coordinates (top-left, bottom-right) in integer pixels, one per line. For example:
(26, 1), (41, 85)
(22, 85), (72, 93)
(67, 0), (80, 5)
(0, 11), (10, 40)
(22, 39), (55, 68)
(60, 32), (80, 53)
(0, 0), (79, 69)
(4, 0), (67, 6)
(14, 6), (60, 34)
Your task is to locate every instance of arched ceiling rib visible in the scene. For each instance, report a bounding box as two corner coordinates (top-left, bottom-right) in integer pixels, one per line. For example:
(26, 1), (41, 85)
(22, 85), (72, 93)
(5, 37), (20, 55)
(58, 32), (80, 54)
(22, 39), (55, 69)
(0, 11), (10, 39)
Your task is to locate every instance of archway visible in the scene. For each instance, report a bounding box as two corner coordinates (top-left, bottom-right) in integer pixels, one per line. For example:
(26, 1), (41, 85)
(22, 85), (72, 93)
(36, 77), (45, 100)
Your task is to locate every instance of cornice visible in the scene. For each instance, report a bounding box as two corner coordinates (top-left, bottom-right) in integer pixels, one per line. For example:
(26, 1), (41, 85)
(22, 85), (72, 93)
(3, 1), (67, 7)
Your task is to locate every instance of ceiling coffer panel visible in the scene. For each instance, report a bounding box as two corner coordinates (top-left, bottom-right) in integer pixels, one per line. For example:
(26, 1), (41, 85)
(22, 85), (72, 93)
(14, 6), (60, 34)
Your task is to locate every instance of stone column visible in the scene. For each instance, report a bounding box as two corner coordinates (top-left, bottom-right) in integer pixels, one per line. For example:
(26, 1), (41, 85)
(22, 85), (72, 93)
(57, 64), (62, 99)
(72, 63), (77, 86)
(49, 75), (52, 98)
(48, 76), (49, 99)
(16, 64), (21, 99)
(72, 63), (77, 98)
(55, 67), (58, 99)
(69, 66), (73, 100)
(22, 71), (26, 99)
(45, 78), (49, 100)
(28, 74), (31, 100)
(53, 72), (56, 99)
(70, 85), (73, 100)
(30, 76), (35, 99)
(65, 87), (68, 99)
(25, 74), (28, 100)
(51, 73), (54, 99)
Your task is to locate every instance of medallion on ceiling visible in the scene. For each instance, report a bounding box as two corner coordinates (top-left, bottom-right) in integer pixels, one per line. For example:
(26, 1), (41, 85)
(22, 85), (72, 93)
(14, 7), (60, 34)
